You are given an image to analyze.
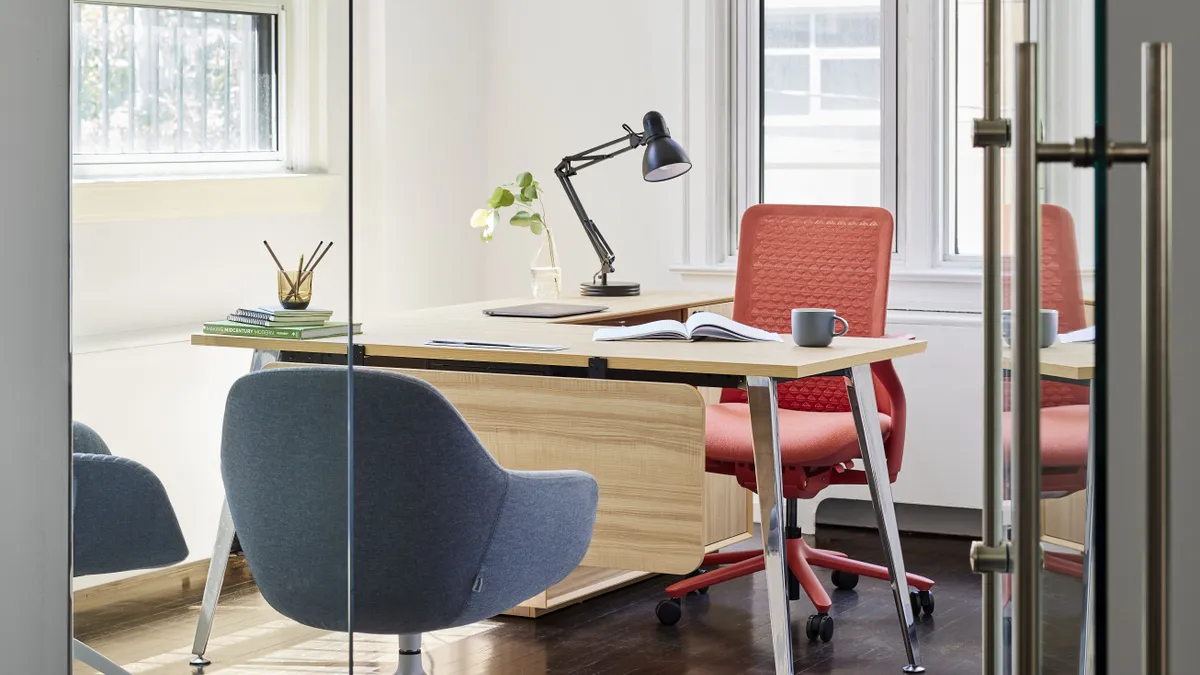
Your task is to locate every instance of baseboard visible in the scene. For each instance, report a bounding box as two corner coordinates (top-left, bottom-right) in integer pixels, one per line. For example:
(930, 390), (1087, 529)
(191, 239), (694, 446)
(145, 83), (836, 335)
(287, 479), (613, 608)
(816, 499), (982, 538)
(74, 556), (254, 639)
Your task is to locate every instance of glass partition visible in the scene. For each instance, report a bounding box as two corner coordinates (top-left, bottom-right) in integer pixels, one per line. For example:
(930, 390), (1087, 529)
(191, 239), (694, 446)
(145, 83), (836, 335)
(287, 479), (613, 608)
(973, 1), (1101, 673)
(69, 1), (351, 672)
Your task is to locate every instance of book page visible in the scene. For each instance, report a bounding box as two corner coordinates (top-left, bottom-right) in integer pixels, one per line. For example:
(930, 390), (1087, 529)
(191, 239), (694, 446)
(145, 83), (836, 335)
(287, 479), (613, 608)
(685, 312), (783, 342)
(592, 319), (687, 341)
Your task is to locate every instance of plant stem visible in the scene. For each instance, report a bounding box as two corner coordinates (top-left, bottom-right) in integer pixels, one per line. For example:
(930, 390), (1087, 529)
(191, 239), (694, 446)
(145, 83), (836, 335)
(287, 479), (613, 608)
(537, 196), (559, 269)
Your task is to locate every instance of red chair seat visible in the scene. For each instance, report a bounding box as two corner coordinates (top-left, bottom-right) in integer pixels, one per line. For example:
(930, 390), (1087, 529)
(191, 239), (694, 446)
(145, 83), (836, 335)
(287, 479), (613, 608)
(1001, 404), (1090, 468)
(706, 402), (891, 467)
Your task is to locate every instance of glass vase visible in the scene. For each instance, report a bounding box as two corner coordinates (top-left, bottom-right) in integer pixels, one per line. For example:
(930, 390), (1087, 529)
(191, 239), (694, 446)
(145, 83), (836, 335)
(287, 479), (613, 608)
(530, 228), (562, 299)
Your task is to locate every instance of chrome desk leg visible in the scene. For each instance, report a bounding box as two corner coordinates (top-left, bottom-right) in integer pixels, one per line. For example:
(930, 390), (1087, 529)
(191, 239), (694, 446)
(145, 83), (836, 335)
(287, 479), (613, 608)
(746, 376), (795, 675)
(846, 365), (924, 673)
(1078, 382), (1097, 675)
(74, 639), (130, 675)
(190, 349), (278, 669)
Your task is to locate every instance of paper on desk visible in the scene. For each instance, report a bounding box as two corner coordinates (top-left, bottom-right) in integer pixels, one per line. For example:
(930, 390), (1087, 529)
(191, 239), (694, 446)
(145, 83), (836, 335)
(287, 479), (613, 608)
(1058, 326), (1095, 344)
(425, 339), (569, 352)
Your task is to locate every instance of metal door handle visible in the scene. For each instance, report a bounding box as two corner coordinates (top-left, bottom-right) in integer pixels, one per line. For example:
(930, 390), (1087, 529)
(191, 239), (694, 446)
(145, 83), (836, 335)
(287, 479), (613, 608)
(1007, 41), (1172, 675)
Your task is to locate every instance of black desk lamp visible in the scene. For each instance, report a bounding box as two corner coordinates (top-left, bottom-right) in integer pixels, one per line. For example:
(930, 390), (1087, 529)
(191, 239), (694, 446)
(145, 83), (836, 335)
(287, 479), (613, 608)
(555, 111), (692, 297)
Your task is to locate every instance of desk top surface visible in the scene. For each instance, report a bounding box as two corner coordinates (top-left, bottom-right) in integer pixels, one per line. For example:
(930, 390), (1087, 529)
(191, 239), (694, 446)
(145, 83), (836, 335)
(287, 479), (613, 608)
(193, 291), (927, 380)
(1003, 342), (1095, 382)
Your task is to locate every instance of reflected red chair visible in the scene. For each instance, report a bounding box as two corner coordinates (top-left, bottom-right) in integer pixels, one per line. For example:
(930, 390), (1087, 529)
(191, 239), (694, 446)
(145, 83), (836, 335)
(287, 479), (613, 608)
(1001, 205), (1091, 577)
(654, 204), (934, 642)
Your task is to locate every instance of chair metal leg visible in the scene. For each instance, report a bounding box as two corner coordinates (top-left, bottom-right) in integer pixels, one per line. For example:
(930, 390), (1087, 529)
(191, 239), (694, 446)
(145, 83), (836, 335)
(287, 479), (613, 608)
(190, 349), (278, 669)
(746, 375), (795, 675)
(190, 500), (236, 668)
(74, 639), (130, 675)
(846, 365), (924, 673)
(394, 634), (425, 675)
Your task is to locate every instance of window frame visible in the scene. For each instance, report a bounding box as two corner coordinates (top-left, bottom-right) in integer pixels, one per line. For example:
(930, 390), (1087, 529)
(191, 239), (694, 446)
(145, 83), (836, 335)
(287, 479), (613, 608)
(725, 0), (901, 267)
(677, 0), (995, 313)
(70, 0), (306, 178)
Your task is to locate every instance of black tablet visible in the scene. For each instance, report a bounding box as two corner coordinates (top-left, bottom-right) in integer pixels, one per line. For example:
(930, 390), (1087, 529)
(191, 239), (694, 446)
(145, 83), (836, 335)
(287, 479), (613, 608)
(483, 303), (609, 319)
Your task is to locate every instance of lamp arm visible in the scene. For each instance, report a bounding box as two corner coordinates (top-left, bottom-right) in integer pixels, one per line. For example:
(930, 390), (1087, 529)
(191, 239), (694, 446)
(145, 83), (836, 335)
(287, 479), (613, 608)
(556, 127), (645, 281)
(555, 167), (615, 277)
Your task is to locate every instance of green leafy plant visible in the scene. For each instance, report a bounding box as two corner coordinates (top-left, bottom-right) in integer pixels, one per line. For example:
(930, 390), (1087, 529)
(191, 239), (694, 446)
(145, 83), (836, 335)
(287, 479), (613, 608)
(471, 172), (551, 238)
(471, 171), (559, 275)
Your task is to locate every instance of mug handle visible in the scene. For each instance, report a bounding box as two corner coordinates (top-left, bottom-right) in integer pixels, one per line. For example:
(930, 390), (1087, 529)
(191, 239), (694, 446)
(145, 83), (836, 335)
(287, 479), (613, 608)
(833, 316), (850, 337)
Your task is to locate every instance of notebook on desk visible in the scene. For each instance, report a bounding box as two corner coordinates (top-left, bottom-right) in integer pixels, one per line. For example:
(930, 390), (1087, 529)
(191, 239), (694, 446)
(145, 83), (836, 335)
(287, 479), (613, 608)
(483, 303), (608, 319)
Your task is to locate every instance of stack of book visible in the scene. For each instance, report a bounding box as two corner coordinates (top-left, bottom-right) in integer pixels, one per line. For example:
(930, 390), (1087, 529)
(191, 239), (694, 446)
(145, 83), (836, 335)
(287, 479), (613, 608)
(204, 306), (362, 340)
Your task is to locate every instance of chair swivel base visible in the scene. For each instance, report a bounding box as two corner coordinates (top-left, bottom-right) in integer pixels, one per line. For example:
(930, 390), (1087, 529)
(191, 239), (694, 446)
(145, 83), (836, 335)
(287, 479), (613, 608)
(658, 537), (936, 642)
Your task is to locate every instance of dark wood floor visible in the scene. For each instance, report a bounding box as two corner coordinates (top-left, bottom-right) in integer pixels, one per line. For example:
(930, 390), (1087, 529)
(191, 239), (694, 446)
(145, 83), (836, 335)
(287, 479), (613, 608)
(427, 527), (1085, 675)
(80, 526), (1085, 674)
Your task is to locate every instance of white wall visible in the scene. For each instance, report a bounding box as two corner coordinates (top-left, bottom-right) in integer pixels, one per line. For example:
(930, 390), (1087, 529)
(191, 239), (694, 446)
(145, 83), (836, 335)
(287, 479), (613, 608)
(479, 0), (984, 529)
(482, 0), (692, 297)
(352, 0), (489, 319)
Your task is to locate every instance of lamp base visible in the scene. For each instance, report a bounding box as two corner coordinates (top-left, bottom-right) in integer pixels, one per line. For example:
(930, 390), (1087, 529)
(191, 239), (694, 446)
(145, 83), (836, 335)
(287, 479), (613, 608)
(580, 281), (641, 297)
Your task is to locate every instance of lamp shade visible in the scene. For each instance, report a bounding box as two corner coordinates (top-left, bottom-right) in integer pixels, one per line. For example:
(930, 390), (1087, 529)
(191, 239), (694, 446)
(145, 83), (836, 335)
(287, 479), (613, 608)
(641, 111), (692, 183)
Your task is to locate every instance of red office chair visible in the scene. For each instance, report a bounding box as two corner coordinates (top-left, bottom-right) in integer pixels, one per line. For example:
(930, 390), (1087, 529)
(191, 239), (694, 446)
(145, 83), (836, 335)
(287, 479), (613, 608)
(1001, 204), (1091, 577)
(654, 205), (934, 642)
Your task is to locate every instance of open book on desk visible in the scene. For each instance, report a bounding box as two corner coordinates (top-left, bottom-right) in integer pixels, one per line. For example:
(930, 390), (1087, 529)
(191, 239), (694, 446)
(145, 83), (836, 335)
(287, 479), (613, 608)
(592, 312), (783, 343)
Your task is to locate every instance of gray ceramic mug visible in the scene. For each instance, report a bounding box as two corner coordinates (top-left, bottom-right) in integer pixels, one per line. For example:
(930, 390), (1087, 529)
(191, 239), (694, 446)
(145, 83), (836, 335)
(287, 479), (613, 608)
(791, 308), (850, 348)
(1001, 309), (1059, 348)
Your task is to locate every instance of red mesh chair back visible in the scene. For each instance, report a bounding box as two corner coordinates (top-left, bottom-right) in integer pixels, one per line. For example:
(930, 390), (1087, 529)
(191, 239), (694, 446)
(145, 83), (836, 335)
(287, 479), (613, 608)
(1002, 204), (1090, 408)
(721, 204), (895, 416)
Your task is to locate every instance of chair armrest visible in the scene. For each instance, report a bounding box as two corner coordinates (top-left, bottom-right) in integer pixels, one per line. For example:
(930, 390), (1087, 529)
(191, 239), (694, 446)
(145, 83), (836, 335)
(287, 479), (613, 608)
(455, 469), (598, 625)
(73, 453), (188, 577)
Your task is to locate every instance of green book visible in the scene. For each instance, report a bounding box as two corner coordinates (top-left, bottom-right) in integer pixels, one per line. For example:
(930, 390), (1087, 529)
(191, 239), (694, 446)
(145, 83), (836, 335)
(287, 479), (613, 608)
(203, 321), (362, 340)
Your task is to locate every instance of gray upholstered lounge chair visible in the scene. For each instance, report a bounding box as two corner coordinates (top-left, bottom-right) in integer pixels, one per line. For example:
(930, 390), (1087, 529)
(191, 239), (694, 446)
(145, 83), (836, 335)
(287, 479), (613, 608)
(72, 422), (189, 675)
(221, 368), (599, 675)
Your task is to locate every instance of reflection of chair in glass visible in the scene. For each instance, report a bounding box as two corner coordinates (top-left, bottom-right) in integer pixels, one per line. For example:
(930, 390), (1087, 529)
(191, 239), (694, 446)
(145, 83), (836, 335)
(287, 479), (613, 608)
(220, 368), (599, 675)
(654, 205), (935, 642)
(72, 422), (188, 675)
(1003, 204), (1091, 576)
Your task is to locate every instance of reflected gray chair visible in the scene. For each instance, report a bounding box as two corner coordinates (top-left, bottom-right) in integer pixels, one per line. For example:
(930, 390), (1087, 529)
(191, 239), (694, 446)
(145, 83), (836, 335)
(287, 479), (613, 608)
(220, 368), (598, 675)
(72, 422), (189, 675)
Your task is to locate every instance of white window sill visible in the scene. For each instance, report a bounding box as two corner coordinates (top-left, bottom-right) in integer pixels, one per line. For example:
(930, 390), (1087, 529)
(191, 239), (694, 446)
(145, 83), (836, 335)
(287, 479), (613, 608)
(669, 264), (737, 276)
(73, 172), (341, 224)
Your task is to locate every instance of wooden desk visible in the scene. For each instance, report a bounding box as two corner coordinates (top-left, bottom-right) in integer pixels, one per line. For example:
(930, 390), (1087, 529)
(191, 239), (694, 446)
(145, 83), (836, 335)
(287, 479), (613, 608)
(188, 291), (930, 674)
(1002, 341), (1095, 382)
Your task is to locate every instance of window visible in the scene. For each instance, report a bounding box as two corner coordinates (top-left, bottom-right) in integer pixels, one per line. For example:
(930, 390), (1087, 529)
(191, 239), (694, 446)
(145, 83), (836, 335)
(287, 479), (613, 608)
(72, 0), (282, 168)
(759, 1), (892, 239)
(949, 0), (1027, 258)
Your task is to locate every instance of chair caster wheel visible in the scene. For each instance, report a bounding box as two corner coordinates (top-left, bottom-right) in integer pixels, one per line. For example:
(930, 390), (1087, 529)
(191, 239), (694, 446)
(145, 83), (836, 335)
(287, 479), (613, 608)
(910, 589), (935, 617)
(696, 585), (709, 595)
(831, 570), (860, 591)
(685, 569), (709, 595)
(655, 598), (682, 626)
(805, 613), (834, 642)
